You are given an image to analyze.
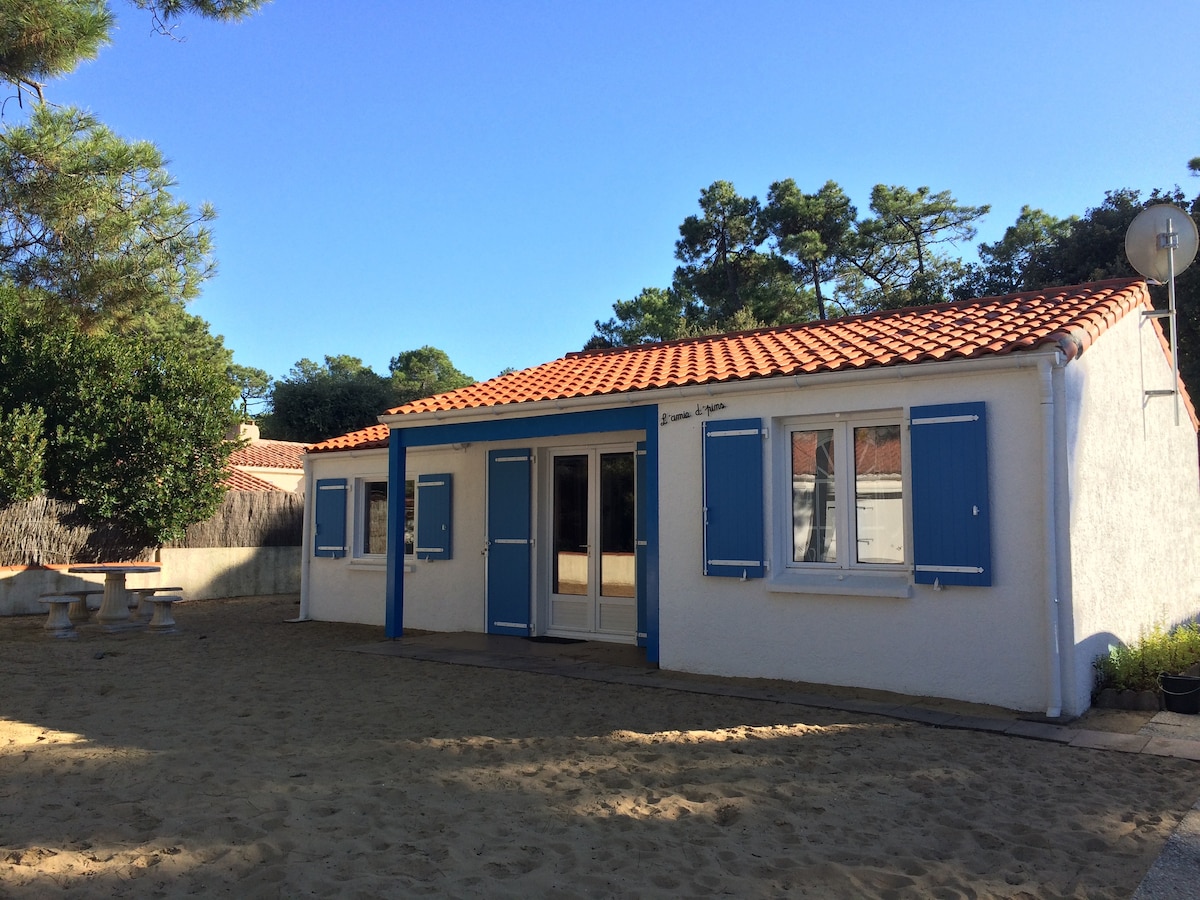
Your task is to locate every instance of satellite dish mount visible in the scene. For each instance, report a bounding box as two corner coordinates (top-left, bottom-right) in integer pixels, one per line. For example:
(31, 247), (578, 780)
(1125, 204), (1199, 425)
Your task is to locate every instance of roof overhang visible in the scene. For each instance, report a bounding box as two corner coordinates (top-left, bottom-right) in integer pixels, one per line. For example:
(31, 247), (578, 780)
(378, 345), (1064, 431)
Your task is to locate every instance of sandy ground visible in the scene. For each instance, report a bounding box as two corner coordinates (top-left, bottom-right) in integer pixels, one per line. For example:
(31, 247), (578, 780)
(0, 595), (1196, 898)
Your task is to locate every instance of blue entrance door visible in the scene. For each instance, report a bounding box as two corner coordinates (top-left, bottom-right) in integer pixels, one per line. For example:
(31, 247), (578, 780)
(486, 448), (532, 635)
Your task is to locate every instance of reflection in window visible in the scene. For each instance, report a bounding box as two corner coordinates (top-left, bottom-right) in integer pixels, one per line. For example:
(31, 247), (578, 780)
(854, 425), (903, 564)
(363, 481), (388, 556)
(404, 479), (414, 556)
(788, 419), (905, 569)
(792, 429), (836, 563)
(599, 452), (636, 598)
(553, 455), (589, 596)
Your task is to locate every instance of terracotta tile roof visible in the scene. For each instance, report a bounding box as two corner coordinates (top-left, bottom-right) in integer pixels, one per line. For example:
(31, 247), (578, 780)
(394, 279), (1157, 413)
(222, 468), (284, 492)
(307, 423), (391, 454)
(308, 278), (1191, 453)
(228, 439), (307, 469)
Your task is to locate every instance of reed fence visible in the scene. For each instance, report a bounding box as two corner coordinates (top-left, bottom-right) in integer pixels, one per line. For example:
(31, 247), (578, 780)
(1, 491), (303, 567)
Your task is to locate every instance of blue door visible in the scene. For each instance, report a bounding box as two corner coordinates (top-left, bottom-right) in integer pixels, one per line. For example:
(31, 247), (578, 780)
(486, 449), (533, 635)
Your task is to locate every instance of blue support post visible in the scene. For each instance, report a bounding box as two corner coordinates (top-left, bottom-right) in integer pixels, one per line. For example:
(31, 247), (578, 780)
(385, 430), (406, 638)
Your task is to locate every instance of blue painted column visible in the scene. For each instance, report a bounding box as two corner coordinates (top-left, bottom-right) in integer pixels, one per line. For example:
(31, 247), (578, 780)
(385, 429), (406, 638)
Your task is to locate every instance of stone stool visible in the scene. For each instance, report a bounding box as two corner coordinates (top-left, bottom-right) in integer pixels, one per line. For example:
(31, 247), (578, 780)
(129, 587), (184, 620)
(54, 589), (103, 621)
(146, 595), (182, 634)
(38, 596), (79, 639)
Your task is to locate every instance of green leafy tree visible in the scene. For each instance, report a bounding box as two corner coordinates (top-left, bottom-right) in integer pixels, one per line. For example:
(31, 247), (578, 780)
(0, 0), (113, 104)
(590, 286), (688, 347)
(839, 184), (989, 311)
(228, 362), (271, 421)
(0, 0), (265, 543)
(389, 345), (475, 405)
(763, 179), (856, 320)
(0, 105), (216, 331)
(0, 288), (238, 542)
(2, 0), (267, 105)
(1021, 188), (1164, 287)
(673, 180), (765, 323)
(954, 205), (1076, 299)
(1020, 185), (1200, 397)
(672, 180), (807, 328)
(266, 355), (396, 443)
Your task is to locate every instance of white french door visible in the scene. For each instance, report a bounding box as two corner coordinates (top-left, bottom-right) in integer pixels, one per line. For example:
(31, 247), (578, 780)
(546, 447), (637, 640)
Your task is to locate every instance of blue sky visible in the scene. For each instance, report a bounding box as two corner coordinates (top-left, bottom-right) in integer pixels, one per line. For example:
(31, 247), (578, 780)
(43, 0), (1200, 385)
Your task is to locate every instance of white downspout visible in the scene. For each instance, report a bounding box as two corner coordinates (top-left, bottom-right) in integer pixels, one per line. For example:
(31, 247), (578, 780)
(293, 454), (314, 622)
(1040, 357), (1063, 717)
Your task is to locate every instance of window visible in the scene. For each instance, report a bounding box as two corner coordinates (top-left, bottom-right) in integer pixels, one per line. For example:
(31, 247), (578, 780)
(403, 479), (415, 557)
(354, 478), (415, 559)
(361, 480), (389, 556)
(788, 418), (904, 570)
(702, 403), (991, 595)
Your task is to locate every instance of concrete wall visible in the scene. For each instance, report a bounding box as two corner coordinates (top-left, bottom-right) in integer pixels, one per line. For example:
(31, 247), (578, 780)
(0, 546), (300, 617)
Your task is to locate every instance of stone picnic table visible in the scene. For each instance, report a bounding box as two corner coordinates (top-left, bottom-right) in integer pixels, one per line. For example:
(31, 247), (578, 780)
(67, 564), (161, 631)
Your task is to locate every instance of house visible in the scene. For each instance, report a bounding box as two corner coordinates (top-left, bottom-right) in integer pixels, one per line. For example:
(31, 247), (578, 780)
(225, 423), (306, 493)
(300, 279), (1200, 717)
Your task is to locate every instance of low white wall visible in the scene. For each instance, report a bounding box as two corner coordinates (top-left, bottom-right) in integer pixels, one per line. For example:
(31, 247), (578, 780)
(157, 546), (300, 601)
(0, 547), (300, 616)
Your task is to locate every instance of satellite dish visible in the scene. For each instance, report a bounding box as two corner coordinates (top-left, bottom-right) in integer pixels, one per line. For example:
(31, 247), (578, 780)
(1125, 204), (1197, 427)
(1125, 203), (1198, 283)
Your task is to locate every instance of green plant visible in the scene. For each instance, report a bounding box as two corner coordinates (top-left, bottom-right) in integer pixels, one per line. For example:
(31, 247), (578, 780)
(0, 403), (47, 503)
(1094, 622), (1200, 693)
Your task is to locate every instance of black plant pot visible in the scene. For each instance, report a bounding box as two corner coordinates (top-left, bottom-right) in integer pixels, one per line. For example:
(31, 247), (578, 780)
(1159, 673), (1200, 714)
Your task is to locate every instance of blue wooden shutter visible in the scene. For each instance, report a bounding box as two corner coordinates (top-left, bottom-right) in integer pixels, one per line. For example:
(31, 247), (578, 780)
(487, 449), (532, 635)
(910, 402), (992, 586)
(415, 474), (452, 560)
(703, 418), (765, 578)
(314, 478), (348, 558)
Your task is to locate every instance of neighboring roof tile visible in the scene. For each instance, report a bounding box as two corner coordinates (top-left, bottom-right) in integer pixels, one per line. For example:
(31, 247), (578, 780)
(307, 423), (391, 454)
(307, 278), (1190, 454)
(229, 439), (307, 469)
(392, 279), (1154, 415)
(222, 468), (284, 492)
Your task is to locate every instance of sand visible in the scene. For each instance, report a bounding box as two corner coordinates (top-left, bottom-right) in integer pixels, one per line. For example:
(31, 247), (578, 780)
(0, 595), (1195, 898)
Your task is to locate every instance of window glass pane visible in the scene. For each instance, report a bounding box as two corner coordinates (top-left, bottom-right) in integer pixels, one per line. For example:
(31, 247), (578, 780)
(854, 425), (904, 564)
(404, 479), (415, 556)
(599, 452), (636, 598)
(792, 429), (837, 563)
(553, 455), (589, 596)
(363, 481), (388, 555)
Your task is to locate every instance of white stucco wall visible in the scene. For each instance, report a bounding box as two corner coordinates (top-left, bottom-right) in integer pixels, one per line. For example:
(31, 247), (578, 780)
(652, 359), (1056, 712)
(303, 445), (489, 630)
(1061, 312), (1200, 714)
(302, 332), (1200, 715)
(241, 468), (304, 492)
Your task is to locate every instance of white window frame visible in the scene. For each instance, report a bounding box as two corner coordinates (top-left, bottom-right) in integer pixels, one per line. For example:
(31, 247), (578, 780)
(769, 411), (912, 598)
(351, 476), (416, 564)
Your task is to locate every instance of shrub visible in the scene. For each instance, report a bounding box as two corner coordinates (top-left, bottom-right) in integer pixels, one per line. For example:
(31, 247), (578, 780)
(0, 403), (47, 503)
(1094, 622), (1200, 693)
